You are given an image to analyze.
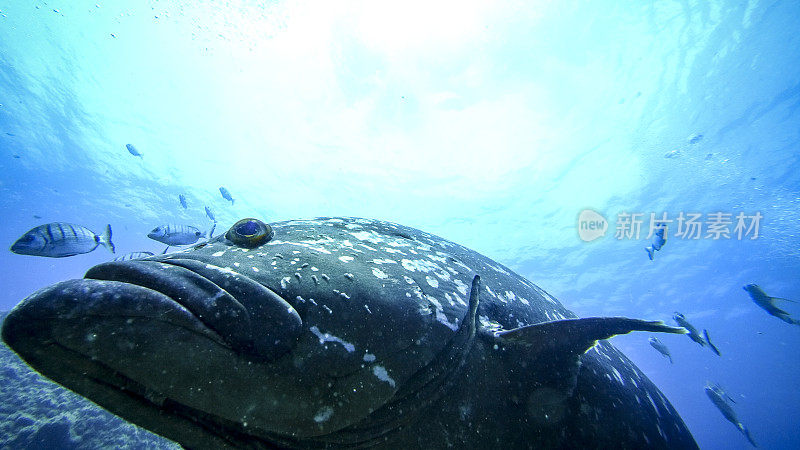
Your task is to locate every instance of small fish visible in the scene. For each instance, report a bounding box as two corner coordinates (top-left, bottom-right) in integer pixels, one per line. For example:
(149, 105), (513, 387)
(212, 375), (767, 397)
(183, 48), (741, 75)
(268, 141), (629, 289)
(663, 149), (681, 159)
(11, 223), (115, 258)
(687, 133), (704, 144)
(114, 251), (155, 261)
(648, 337), (673, 364)
(705, 383), (757, 447)
(147, 225), (206, 246)
(12, 154), (20, 159)
(219, 187), (235, 205)
(126, 144), (143, 158)
(179, 194), (188, 210)
(645, 221), (667, 260)
(32, 215), (42, 219)
(743, 284), (799, 326)
(205, 206), (217, 223)
(673, 313), (720, 356)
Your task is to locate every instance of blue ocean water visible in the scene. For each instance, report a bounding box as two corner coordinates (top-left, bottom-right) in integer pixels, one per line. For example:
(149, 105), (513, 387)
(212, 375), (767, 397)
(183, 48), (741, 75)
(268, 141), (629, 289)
(0, 0), (798, 448)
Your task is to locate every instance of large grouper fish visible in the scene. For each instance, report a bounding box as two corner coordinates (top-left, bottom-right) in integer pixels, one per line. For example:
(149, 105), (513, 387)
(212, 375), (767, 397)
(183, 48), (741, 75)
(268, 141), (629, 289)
(2, 217), (697, 448)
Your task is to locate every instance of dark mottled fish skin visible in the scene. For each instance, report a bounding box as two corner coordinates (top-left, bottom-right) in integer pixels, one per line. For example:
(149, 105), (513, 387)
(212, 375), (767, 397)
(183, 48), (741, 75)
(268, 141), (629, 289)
(147, 225), (204, 246)
(1, 217), (697, 449)
(114, 251), (155, 262)
(219, 187), (235, 205)
(125, 144), (143, 158)
(10, 223), (115, 257)
(179, 194), (188, 210)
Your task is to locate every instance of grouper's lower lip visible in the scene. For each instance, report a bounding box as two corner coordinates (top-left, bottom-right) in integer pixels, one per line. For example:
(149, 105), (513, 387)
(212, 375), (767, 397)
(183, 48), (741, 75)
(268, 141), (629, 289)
(2, 277), (224, 354)
(0, 278), (262, 449)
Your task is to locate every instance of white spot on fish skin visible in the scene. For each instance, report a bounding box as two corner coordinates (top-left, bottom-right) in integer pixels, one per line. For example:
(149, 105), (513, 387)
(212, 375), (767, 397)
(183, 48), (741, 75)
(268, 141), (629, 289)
(426, 276), (439, 288)
(339, 256), (354, 263)
(364, 304), (372, 313)
(372, 365), (396, 387)
(363, 353), (376, 362)
(294, 273), (302, 282)
(274, 253), (284, 259)
(301, 263), (309, 268)
(403, 275), (415, 284)
(435, 270), (451, 281)
(372, 268), (388, 279)
(212, 251), (225, 257)
(372, 258), (397, 265)
(322, 304), (332, 313)
(296, 296), (305, 303)
(311, 266), (319, 271)
(280, 277), (291, 289)
(453, 278), (468, 296)
(310, 326), (355, 352)
(340, 292), (351, 300)
(344, 273), (354, 280)
(349, 231), (383, 244)
(311, 275), (319, 285)
(321, 274), (330, 282)
(427, 254), (447, 263)
(233, 262), (240, 267)
(252, 267), (260, 272)
(426, 295), (458, 331)
(401, 258), (441, 273)
(314, 406), (334, 423)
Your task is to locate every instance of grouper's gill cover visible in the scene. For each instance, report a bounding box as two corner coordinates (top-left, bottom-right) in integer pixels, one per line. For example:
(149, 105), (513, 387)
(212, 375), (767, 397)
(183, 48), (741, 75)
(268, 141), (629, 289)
(1, 217), (697, 449)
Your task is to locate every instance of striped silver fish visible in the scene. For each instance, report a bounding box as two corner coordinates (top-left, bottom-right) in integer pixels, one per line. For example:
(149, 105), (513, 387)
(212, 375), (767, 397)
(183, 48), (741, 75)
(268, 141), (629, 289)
(147, 225), (205, 246)
(10, 223), (115, 258)
(114, 251), (155, 262)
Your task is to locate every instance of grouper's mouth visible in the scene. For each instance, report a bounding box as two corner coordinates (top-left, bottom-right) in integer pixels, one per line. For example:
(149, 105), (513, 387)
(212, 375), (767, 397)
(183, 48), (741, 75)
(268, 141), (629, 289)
(1, 259), (305, 447)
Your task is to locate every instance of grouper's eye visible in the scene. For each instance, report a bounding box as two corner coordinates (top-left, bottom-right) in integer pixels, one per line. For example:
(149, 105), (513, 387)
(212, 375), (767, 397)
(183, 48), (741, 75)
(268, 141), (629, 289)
(226, 218), (273, 248)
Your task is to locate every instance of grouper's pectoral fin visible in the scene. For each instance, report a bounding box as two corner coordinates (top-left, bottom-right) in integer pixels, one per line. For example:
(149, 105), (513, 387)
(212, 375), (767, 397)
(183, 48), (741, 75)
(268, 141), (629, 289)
(494, 317), (686, 357)
(492, 317), (687, 425)
(328, 276), (482, 447)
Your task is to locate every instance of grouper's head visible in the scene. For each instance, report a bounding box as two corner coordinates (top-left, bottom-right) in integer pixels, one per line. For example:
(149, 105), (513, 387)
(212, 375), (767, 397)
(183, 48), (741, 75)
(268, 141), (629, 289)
(2, 217), (468, 447)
